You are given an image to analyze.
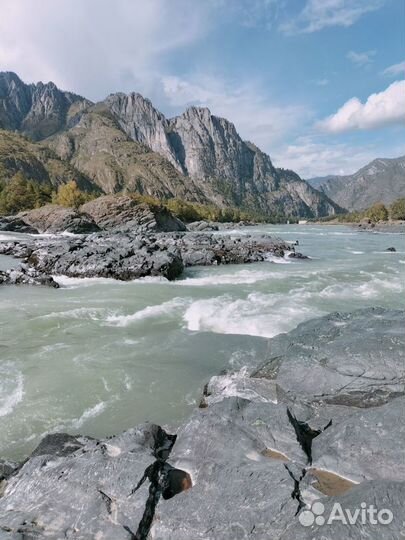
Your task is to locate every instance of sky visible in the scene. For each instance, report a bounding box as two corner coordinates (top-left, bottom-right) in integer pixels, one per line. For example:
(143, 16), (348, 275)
(0, 0), (404, 177)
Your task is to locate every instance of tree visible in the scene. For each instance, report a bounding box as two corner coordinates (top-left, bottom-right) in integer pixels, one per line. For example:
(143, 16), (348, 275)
(53, 180), (91, 209)
(366, 202), (389, 223)
(390, 198), (405, 220)
(0, 172), (36, 214)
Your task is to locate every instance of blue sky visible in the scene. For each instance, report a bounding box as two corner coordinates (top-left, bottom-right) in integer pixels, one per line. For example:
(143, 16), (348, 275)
(0, 0), (404, 176)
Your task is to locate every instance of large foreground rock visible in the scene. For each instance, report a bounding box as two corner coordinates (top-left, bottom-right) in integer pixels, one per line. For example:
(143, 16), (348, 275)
(253, 307), (405, 407)
(1, 309), (403, 538)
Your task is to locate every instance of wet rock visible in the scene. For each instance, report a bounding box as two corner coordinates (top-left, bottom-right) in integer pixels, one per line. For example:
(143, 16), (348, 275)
(253, 307), (405, 407)
(152, 398), (306, 540)
(0, 460), (18, 481)
(0, 424), (177, 540)
(0, 265), (59, 287)
(0, 230), (293, 282)
(25, 233), (184, 281)
(153, 308), (405, 539)
(172, 232), (291, 267)
(18, 204), (100, 234)
(286, 251), (309, 259)
(0, 216), (39, 234)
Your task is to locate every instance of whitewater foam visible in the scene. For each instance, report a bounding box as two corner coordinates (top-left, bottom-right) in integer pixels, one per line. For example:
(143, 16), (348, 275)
(106, 297), (191, 327)
(0, 364), (24, 417)
(71, 402), (107, 429)
(183, 292), (323, 338)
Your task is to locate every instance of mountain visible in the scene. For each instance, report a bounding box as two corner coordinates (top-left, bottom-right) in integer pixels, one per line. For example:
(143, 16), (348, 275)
(306, 175), (335, 190)
(102, 93), (342, 217)
(0, 72), (344, 218)
(0, 71), (89, 140)
(0, 129), (97, 192)
(307, 157), (405, 211)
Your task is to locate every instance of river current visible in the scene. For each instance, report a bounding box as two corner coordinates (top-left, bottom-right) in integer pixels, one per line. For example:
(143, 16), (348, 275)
(1, 224), (404, 459)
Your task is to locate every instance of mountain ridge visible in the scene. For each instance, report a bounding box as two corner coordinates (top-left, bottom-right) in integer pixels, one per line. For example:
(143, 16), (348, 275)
(0, 71), (344, 218)
(307, 156), (405, 211)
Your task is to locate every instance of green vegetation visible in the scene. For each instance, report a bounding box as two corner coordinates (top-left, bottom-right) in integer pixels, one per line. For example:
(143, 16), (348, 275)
(316, 199), (405, 224)
(390, 198), (405, 220)
(52, 180), (95, 209)
(128, 194), (288, 223)
(0, 172), (53, 215)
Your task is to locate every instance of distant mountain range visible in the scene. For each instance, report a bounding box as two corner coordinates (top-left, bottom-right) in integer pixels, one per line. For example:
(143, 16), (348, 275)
(0, 71), (343, 219)
(307, 157), (405, 211)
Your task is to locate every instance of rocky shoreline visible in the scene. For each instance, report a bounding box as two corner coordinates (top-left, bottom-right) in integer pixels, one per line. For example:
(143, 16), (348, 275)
(0, 197), (303, 286)
(0, 307), (404, 539)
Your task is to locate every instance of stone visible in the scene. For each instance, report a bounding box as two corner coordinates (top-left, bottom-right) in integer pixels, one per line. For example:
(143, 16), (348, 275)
(0, 424), (177, 540)
(18, 205), (100, 234)
(253, 307), (405, 407)
(0, 216), (38, 234)
(0, 265), (59, 287)
(80, 195), (186, 232)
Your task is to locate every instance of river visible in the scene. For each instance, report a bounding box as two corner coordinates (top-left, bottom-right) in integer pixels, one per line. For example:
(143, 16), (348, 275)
(1, 224), (404, 460)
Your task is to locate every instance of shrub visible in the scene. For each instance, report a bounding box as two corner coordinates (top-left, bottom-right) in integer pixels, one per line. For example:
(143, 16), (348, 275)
(390, 198), (405, 220)
(52, 180), (93, 209)
(365, 202), (389, 222)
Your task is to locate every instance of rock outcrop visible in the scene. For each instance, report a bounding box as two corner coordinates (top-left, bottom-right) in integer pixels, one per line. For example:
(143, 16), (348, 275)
(0, 308), (403, 539)
(18, 205), (100, 234)
(0, 265), (59, 287)
(80, 195), (186, 232)
(0, 230), (294, 283)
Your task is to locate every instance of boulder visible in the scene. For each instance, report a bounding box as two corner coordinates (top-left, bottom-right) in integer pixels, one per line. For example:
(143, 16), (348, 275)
(0, 265), (59, 287)
(187, 220), (219, 231)
(18, 205), (100, 234)
(0, 216), (39, 234)
(26, 234), (184, 281)
(0, 425), (179, 540)
(80, 195), (187, 232)
(252, 307), (405, 407)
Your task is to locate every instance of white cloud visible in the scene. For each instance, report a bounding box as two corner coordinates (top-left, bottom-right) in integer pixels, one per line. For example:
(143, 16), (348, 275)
(382, 61), (405, 78)
(318, 81), (405, 133)
(315, 79), (329, 86)
(0, 0), (210, 100)
(272, 137), (404, 178)
(280, 0), (385, 35)
(161, 74), (313, 150)
(347, 50), (376, 66)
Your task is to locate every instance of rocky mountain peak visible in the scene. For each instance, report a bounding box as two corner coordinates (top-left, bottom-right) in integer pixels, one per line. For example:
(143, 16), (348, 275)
(0, 71), (87, 140)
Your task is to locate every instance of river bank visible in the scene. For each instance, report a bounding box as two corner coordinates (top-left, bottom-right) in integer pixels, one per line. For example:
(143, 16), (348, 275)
(1, 307), (404, 539)
(310, 218), (405, 233)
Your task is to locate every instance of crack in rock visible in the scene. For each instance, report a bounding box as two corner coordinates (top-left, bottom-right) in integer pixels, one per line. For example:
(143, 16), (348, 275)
(128, 430), (192, 540)
(286, 408), (332, 464)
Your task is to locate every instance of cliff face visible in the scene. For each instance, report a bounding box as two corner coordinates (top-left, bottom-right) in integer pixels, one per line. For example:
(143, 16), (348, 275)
(307, 157), (405, 211)
(0, 72), (344, 218)
(0, 72), (89, 140)
(104, 93), (343, 217)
